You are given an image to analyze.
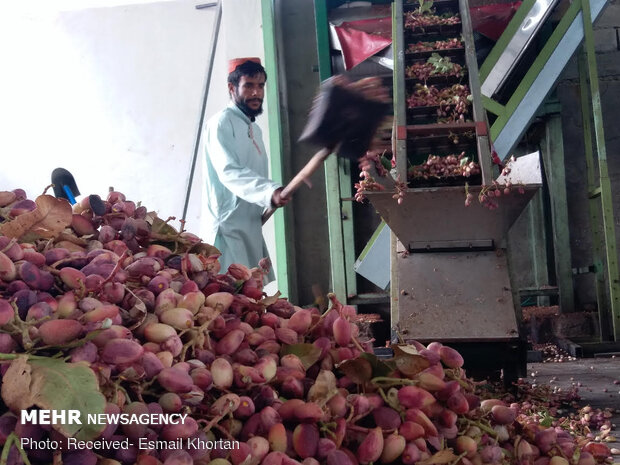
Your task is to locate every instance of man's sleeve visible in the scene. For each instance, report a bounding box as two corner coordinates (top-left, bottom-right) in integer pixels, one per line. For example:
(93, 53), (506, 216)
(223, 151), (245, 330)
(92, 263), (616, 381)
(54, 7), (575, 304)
(206, 117), (281, 209)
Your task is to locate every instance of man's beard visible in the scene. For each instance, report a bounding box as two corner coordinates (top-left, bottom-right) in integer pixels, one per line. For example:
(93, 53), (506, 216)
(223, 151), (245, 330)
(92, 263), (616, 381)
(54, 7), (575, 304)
(234, 94), (263, 118)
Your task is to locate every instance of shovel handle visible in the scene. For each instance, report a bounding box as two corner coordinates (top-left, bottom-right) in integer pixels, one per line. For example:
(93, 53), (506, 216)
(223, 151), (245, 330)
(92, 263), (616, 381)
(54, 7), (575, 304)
(262, 147), (332, 224)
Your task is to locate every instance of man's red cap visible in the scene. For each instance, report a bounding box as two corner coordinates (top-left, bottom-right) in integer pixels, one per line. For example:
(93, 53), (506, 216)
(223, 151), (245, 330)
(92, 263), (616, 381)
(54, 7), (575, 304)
(228, 57), (261, 74)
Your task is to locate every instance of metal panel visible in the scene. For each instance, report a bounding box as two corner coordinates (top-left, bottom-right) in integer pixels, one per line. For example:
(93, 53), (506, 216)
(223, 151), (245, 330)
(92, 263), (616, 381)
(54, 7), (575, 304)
(393, 0), (408, 183)
(579, 50), (610, 339)
(481, 0), (559, 97)
(366, 186), (539, 246)
(395, 249), (520, 341)
(354, 222), (391, 290)
(262, 0), (292, 298)
(390, 231), (401, 343)
(314, 0), (348, 298)
(581, 0), (620, 341)
(459, 0), (494, 185)
(492, 0), (607, 159)
(541, 113), (575, 312)
(479, 0), (537, 83)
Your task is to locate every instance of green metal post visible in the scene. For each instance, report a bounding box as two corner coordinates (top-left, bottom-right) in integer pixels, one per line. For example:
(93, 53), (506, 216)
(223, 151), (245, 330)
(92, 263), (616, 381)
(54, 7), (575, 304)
(261, 0), (291, 298)
(391, 0), (405, 340)
(578, 51), (609, 340)
(339, 163), (358, 299)
(313, 0), (348, 298)
(527, 193), (549, 303)
(541, 112), (575, 313)
(393, 0), (407, 183)
(482, 96), (505, 117)
(460, 0), (493, 185)
(581, 0), (620, 340)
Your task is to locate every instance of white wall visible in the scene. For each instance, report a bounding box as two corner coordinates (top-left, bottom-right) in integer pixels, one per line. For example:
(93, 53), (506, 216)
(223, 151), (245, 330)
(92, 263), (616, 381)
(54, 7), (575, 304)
(0, 0), (280, 288)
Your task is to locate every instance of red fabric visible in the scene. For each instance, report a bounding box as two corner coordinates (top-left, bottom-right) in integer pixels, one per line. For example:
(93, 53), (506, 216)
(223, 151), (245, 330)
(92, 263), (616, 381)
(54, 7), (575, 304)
(333, 3), (520, 70)
(333, 17), (392, 70)
(470, 3), (521, 41)
(228, 57), (261, 74)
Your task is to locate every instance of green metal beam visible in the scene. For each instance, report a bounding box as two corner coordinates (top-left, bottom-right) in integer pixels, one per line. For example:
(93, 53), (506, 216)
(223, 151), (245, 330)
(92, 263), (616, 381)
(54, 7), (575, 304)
(479, 0), (537, 83)
(339, 164), (358, 299)
(393, 1), (408, 183)
(391, 0), (405, 342)
(581, 0), (620, 341)
(314, 0), (332, 78)
(527, 193), (549, 304)
(314, 0), (356, 299)
(460, 0), (493, 185)
(313, 0), (348, 298)
(490, 0), (583, 140)
(541, 113), (575, 313)
(261, 0), (291, 298)
(482, 96), (505, 117)
(579, 50), (608, 339)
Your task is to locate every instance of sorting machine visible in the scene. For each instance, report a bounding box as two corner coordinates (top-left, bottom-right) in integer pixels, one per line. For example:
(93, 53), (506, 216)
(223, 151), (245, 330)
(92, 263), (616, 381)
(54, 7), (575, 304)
(365, 0), (542, 381)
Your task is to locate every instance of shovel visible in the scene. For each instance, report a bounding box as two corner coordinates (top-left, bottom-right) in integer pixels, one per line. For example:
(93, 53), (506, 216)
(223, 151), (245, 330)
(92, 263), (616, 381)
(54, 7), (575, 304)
(261, 76), (390, 224)
(51, 168), (80, 205)
(51, 168), (106, 215)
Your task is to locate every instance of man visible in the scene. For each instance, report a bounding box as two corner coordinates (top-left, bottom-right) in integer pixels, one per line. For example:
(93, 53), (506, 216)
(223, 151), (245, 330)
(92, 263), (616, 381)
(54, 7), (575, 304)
(202, 57), (288, 279)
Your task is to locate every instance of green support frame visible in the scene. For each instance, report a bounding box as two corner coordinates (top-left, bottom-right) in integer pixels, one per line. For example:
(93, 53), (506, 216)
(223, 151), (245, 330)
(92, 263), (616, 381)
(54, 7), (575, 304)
(579, 52), (609, 339)
(579, 0), (620, 341)
(313, 0), (356, 299)
(261, 0), (291, 298)
(459, 0), (493, 185)
(484, 0), (585, 141)
(540, 109), (575, 313)
(390, 0), (406, 341)
(477, 0), (617, 337)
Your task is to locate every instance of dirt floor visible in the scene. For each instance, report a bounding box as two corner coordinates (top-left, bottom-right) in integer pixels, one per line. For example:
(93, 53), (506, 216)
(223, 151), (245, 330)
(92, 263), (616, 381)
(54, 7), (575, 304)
(526, 355), (620, 459)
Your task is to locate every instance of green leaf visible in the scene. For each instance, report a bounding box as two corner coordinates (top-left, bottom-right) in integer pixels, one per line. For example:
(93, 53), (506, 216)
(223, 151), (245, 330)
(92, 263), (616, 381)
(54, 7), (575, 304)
(0, 195), (72, 241)
(359, 352), (395, 378)
(280, 343), (322, 370)
(260, 292), (282, 308)
(540, 416), (553, 427)
(380, 154), (393, 171)
(418, 0), (434, 14)
(392, 344), (421, 356)
(427, 53), (457, 75)
(338, 357), (373, 384)
(188, 242), (221, 258)
(1, 356), (106, 440)
(307, 370), (339, 405)
(149, 216), (179, 236)
(392, 345), (430, 376)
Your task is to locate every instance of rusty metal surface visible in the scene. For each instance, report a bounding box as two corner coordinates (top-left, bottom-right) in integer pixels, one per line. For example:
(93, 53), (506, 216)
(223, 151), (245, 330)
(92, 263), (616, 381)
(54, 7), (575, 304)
(366, 185), (538, 246)
(393, 248), (520, 340)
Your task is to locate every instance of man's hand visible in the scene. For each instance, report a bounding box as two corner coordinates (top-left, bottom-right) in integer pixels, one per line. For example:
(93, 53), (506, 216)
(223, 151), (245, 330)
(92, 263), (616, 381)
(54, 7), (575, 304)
(271, 187), (290, 208)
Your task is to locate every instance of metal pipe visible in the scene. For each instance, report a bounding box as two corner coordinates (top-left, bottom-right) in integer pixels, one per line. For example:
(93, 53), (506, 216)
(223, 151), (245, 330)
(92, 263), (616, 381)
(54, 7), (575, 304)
(182, 0), (222, 224)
